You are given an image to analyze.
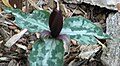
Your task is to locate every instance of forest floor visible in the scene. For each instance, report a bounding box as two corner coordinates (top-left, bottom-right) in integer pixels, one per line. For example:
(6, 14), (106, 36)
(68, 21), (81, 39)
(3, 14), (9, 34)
(0, 0), (117, 66)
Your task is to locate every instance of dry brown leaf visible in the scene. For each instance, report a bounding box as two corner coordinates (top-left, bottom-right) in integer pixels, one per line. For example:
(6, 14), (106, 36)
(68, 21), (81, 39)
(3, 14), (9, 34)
(79, 45), (101, 59)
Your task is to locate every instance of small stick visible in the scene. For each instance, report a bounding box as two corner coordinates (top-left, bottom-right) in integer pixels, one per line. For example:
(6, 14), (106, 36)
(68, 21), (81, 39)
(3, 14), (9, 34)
(25, 0), (29, 13)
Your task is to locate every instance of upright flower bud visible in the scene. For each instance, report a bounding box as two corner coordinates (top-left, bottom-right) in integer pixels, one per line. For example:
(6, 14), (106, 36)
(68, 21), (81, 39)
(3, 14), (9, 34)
(49, 6), (63, 38)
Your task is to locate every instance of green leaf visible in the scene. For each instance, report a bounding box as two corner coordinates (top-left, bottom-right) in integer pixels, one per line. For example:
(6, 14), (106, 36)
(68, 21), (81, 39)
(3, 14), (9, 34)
(29, 38), (64, 66)
(4, 8), (50, 32)
(62, 16), (110, 44)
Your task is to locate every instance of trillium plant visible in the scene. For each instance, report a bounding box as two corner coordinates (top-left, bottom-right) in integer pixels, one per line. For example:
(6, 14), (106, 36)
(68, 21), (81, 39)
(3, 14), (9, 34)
(4, 3), (109, 66)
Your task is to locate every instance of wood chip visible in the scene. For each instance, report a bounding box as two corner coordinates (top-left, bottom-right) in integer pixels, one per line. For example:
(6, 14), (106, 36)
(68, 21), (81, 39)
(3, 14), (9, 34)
(0, 57), (9, 61)
(8, 59), (17, 66)
(0, 40), (3, 44)
(35, 33), (40, 38)
(8, 26), (17, 30)
(16, 44), (27, 51)
(27, 44), (32, 50)
(0, 28), (10, 41)
(5, 29), (27, 48)
(14, 29), (20, 33)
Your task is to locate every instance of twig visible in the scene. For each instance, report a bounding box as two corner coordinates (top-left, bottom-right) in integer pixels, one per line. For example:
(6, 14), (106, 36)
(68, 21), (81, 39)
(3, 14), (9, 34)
(25, 0), (29, 13)
(78, 7), (87, 17)
(96, 39), (106, 48)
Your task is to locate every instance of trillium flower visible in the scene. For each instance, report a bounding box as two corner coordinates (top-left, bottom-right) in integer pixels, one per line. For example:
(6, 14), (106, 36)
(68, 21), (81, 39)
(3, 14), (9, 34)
(4, 2), (110, 66)
(49, 7), (63, 38)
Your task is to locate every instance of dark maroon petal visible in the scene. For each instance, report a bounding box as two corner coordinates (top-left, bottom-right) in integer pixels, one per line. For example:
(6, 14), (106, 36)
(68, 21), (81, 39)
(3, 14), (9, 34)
(49, 8), (63, 38)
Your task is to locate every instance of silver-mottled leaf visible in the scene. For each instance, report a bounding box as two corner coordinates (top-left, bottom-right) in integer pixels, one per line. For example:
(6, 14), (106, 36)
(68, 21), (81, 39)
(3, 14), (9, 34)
(62, 16), (110, 44)
(4, 8), (50, 32)
(29, 38), (64, 66)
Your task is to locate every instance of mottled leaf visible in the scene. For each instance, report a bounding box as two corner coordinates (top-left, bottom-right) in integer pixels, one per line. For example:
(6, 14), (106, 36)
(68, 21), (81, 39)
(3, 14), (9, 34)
(29, 38), (64, 66)
(57, 34), (70, 52)
(4, 8), (50, 32)
(62, 16), (110, 44)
